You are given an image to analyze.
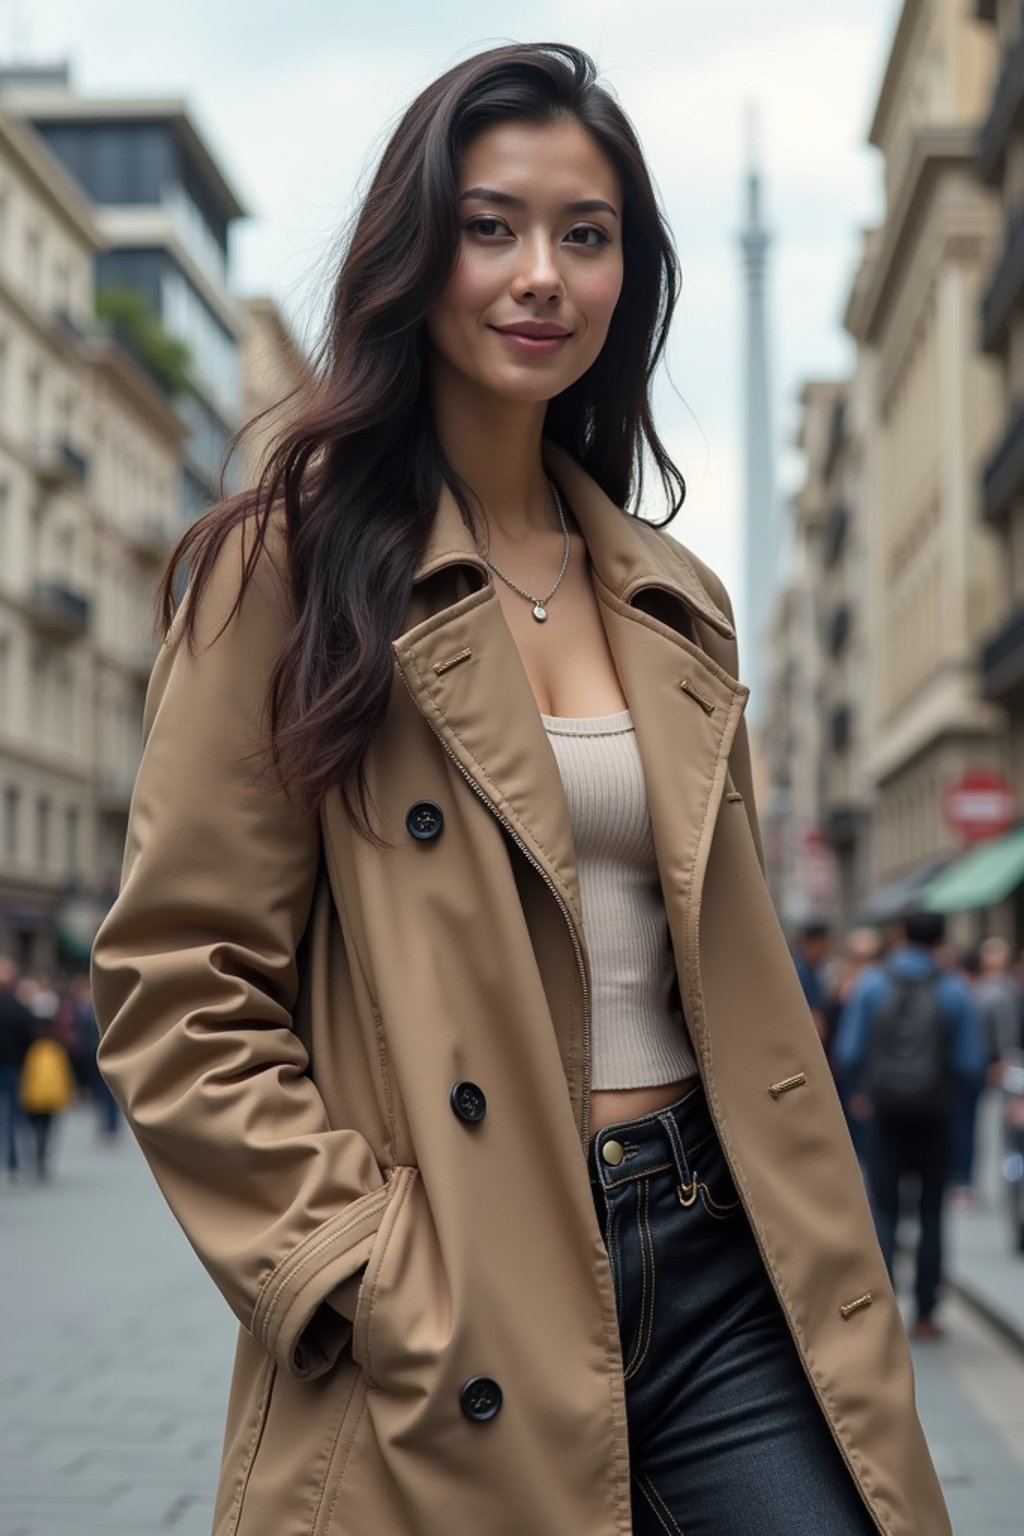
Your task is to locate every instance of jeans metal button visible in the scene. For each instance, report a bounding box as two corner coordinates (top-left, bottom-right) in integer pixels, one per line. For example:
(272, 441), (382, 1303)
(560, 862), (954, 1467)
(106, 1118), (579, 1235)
(601, 1139), (625, 1167)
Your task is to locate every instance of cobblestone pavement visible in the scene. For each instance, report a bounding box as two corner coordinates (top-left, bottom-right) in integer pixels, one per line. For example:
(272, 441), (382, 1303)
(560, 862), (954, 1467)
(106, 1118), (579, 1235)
(3, 1103), (1024, 1535)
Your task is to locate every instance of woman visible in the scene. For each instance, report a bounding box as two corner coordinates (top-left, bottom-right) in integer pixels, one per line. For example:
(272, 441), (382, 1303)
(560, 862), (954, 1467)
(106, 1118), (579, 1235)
(90, 43), (949, 1536)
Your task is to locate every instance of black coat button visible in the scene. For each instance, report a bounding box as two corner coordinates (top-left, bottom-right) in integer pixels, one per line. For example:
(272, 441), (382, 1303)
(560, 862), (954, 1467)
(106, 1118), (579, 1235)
(406, 800), (444, 841)
(460, 1376), (502, 1422)
(450, 1081), (487, 1123)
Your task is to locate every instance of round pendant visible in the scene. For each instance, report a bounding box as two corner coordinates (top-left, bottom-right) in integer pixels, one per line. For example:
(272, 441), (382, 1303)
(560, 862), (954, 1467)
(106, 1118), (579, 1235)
(532, 603), (548, 622)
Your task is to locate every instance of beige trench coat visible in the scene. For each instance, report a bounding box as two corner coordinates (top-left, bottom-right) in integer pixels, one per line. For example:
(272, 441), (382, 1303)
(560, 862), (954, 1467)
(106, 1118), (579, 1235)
(91, 441), (949, 1536)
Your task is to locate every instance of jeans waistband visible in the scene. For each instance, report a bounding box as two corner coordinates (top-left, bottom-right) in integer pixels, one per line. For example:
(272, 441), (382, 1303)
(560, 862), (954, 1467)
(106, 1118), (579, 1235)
(588, 1081), (718, 1197)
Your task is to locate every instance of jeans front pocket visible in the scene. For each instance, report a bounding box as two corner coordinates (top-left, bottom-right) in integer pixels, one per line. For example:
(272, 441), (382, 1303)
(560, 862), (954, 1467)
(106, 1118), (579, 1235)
(676, 1127), (742, 1222)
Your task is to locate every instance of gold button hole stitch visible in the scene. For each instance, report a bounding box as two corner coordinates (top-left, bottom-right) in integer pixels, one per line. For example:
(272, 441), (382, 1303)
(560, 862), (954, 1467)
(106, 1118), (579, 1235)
(678, 678), (716, 715)
(768, 1072), (807, 1099)
(839, 1292), (873, 1320)
(432, 647), (472, 676)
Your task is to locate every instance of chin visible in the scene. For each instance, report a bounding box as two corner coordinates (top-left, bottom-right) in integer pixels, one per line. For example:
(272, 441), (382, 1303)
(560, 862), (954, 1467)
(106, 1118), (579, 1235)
(480, 366), (578, 405)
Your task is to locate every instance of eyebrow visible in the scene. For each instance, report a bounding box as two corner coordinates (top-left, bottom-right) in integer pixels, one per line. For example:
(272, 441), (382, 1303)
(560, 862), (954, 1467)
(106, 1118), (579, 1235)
(459, 186), (620, 220)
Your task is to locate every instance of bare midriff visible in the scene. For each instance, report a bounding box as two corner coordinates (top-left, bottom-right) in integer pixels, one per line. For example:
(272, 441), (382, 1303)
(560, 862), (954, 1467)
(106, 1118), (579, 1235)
(589, 1074), (701, 1137)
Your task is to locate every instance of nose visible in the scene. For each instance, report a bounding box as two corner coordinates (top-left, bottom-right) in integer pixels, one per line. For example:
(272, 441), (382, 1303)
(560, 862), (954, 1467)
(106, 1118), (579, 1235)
(510, 235), (565, 305)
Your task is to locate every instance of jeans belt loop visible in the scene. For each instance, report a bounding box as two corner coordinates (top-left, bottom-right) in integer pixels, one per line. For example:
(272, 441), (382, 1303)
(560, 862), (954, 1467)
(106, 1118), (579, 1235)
(657, 1106), (697, 1207)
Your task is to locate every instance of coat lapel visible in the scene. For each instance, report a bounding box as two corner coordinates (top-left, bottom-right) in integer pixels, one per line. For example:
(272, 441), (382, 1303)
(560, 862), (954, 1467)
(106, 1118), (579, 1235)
(390, 441), (751, 1031)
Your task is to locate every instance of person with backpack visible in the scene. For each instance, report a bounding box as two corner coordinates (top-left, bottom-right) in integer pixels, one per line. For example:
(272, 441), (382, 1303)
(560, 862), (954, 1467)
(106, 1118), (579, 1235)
(833, 909), (987, 1339)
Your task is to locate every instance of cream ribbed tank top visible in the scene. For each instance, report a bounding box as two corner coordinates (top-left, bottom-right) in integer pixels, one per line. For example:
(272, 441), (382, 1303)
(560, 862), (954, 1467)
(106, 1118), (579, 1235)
(540, 708), (698, 1090)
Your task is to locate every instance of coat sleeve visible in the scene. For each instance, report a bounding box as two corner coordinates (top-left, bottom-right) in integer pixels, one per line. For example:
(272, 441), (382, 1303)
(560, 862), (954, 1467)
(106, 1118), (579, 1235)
(90, 520), (386, 1381)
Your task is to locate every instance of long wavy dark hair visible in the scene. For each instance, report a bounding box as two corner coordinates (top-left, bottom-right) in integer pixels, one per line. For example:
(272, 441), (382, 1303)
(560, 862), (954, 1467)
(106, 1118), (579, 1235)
(159, 41), (685, 842)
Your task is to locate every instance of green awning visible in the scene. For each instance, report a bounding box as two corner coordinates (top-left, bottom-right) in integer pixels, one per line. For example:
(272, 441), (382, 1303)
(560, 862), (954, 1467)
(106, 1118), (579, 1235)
(921, 822), (1024, 913)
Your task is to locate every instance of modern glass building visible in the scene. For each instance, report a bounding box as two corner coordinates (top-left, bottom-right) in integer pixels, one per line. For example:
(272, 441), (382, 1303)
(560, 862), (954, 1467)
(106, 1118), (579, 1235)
(0, 64), (248, 521)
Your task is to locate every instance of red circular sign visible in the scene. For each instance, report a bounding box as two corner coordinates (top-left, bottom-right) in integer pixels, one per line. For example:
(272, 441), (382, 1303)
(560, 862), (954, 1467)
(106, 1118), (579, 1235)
(943, 770), (1017, 843)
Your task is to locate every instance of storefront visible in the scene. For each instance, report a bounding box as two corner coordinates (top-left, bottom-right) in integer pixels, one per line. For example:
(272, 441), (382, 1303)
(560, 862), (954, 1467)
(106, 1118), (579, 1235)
(920, 821), (1024, 950)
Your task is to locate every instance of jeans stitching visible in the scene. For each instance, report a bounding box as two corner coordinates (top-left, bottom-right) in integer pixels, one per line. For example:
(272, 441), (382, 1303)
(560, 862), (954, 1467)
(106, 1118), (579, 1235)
(630, 1180), (657, 1379)
(634, 1472), (684, 1536)
(604, 1202), (622, 1317)
(698, 1176), (742, 1219)
(604, 1160), (674, 1190)
(623, 1183), (648, 1380)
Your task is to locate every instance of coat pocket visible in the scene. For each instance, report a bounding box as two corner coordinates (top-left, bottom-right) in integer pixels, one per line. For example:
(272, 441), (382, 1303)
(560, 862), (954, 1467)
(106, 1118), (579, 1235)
(350, 1165), (420, 1388)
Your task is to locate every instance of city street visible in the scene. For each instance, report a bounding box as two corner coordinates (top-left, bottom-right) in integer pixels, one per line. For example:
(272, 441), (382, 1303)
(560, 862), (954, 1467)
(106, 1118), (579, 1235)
(3, 1102), (1024, 1536)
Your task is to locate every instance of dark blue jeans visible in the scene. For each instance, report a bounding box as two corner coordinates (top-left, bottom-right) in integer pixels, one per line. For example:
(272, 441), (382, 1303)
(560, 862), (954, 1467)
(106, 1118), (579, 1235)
(0, 1064), (21, 1172)
(589, 1083), (878, 1535)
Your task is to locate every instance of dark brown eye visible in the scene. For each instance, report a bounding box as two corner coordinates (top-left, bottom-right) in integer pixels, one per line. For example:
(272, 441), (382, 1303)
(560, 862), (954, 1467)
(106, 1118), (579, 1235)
(464, 217), (509, 238)
(565, 226), (610, 247)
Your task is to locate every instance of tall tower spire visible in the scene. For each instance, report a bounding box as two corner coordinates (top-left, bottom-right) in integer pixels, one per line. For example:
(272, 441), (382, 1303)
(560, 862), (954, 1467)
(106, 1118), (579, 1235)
(739, 106), (777, 726)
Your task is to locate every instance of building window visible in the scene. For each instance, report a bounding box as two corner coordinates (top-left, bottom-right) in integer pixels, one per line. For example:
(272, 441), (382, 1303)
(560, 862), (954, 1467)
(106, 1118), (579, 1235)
(35, 794), (51, 866)
(56, 525), (74, 584)
(56, 664), (73, 749)
(54, 258), (70, 316)
(25, 363), (42, 445)
(65, 804), (80, 877)
(29, 499), (43, 578)
(4, 784), (19, 859)
(25, 226), (42, 304)
(0, 480), (8, 579)
(0, 632), (8, 727)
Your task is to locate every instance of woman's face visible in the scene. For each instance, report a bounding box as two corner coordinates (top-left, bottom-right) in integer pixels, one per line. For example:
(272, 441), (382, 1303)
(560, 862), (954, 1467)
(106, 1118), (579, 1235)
(426, 116), (624, 405)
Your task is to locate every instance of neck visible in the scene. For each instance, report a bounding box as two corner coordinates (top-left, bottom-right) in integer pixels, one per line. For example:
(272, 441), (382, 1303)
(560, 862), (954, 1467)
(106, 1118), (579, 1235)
(430, 356), (558, 542)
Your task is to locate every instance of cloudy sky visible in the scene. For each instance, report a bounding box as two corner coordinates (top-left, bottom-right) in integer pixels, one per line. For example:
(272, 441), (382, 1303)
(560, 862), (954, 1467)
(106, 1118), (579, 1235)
(12, 0), (905, 632)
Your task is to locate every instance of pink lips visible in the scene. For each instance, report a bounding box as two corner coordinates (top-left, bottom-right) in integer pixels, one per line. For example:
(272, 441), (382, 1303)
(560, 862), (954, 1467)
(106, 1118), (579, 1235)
(493, 323), (571, 356)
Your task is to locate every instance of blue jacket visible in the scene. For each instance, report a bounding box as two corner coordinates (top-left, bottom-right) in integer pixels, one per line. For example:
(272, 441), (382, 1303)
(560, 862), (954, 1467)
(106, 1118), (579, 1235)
(833, 945), (988, 1088)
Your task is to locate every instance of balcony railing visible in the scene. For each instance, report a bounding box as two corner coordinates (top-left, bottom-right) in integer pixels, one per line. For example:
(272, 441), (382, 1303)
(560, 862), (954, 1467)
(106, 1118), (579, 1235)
(982, 400), (1024, 522)
(52, 306), (86, 344)
(979, 26), (1024, 184)
(27, 581), (91, 640)
(822, 503), (849, 568)
(981, 601), (1024, 700)
(981, 202), (1024, 353)
(31, 438), (89, 489)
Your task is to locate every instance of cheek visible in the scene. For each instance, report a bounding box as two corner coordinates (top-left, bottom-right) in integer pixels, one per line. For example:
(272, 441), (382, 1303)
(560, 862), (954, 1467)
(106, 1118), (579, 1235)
(434, 251), (496, 330)
(577, 260), (624, 337)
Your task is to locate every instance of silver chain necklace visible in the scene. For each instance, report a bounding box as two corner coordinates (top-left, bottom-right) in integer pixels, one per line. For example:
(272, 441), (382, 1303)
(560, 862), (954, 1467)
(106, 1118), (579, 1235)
(481, 477), (570, 623)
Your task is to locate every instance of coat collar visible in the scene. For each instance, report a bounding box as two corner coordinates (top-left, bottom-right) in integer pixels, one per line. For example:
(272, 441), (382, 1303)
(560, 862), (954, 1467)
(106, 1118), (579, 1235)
(411, 438), (735, 642)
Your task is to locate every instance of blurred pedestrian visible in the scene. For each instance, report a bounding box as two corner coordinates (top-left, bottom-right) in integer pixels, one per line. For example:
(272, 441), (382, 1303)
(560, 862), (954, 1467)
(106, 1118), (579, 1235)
(66, 973), (120, 1141)
(976, 936), (1023, 1074)
(833, 910), (987, 1339)
(827, 928), (884, 1163)
(0, 957), (36, 1180)
(790, 921), (833, 1046)
(17, 1015), (76, 1180)
(951, 946), (988, 1203)
(18, 972), (60, 1026)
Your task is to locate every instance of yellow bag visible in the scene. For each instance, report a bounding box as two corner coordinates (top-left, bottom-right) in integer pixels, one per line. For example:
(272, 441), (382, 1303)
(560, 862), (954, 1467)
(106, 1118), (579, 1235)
(19, 1038), (76, 1114)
